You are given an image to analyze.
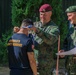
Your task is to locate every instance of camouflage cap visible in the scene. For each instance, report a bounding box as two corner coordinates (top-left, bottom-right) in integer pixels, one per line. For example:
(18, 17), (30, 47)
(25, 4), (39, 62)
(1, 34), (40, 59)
(65, 6), (76, 13)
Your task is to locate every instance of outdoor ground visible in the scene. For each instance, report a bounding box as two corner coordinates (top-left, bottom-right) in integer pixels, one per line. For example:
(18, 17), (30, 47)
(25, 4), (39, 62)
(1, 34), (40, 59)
(0, 67), (9, 75)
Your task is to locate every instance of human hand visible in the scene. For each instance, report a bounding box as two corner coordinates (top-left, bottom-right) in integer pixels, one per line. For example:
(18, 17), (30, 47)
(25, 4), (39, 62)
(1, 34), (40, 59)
(59, 50), (65, 58)
(13, 26), (20, 33)
(30, 26), (37, 32)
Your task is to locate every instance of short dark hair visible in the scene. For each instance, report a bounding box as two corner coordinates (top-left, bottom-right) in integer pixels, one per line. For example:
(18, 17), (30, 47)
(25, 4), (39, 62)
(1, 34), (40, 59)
(21, 19), (33, 28)
(22, 19), (33, 25)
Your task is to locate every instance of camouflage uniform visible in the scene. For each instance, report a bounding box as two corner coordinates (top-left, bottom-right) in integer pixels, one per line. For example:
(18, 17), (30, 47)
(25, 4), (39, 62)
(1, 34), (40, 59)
(63, 25), (76, 75)
(64, 5), (76, 75)
(34, 21), (59, 75)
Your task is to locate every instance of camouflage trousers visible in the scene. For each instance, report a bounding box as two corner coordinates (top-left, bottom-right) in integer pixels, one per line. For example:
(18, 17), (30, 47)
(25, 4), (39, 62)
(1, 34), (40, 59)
(37, 47), (56, 75)
(38, 59), (67, 75)
(66, 56), (76, 75)
(38, 58), (56, 75)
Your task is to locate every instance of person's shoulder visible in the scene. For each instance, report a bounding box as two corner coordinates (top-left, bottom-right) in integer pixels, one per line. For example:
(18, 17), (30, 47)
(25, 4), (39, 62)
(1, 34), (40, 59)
(7, 37), (12, 42)
(49, 21), (57, 26)
(47, 21), (59, 29)
(12, 33), (18, 36)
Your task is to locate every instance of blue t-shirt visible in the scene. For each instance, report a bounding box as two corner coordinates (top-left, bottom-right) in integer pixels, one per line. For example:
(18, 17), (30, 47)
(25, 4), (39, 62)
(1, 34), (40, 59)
(29, 34), (38, 46)
(7, 33), (33, 69)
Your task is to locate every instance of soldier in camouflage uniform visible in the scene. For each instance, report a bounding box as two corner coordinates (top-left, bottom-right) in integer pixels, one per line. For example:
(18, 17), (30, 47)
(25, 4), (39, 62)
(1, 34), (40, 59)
(60, 6), (76, 75)
(13, 4), (59, 75)
(31, 4), (59, 75)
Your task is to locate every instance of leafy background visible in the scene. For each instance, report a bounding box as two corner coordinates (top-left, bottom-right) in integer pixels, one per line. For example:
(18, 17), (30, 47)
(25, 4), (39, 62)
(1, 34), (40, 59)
(0, 0), (68, 65)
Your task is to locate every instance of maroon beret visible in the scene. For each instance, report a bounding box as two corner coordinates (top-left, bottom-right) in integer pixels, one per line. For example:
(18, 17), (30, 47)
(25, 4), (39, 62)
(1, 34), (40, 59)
(39, 4), (52, 12)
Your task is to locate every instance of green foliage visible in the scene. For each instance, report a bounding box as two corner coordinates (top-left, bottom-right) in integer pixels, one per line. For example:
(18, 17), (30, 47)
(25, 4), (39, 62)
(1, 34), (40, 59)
(51, 0), (68, 48)
(0, 30), (12, 65)
(12, 0), (43, 26)
(0, 0), (68, 65)
(11, 0), (68, 57)
(12, 0), (68, 40)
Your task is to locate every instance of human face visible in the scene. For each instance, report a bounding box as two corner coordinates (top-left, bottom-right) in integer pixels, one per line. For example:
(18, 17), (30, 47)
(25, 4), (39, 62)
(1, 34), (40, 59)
(67, 12), (76, 24)
(39, 11), (52, 24)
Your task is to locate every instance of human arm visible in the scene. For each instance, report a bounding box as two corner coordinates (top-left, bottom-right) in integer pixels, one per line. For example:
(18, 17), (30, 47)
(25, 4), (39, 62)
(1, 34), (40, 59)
(32, 25), (59, 45)
(27, 52), (37, 75)
(39, 26), (59, 45)
(27, 39), (37, 75)
(59, 50), (65, 58)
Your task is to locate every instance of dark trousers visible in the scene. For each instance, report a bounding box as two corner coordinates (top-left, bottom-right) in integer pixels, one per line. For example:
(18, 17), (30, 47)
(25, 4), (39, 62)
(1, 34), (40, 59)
(10, 68), (33, 75)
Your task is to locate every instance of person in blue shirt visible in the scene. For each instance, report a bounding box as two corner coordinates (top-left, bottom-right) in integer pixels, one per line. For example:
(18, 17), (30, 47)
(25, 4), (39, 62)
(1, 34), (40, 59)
(13, 20), (39, 67)
(7, 19), (37, 75)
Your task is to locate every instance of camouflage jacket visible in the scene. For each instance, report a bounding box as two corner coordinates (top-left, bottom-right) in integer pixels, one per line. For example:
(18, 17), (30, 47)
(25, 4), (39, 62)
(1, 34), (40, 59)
(33, 20), (59, 75)
(34, 21), (59, 46)
(63, 25), (76, 74)
(63, 25), (76, 51)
